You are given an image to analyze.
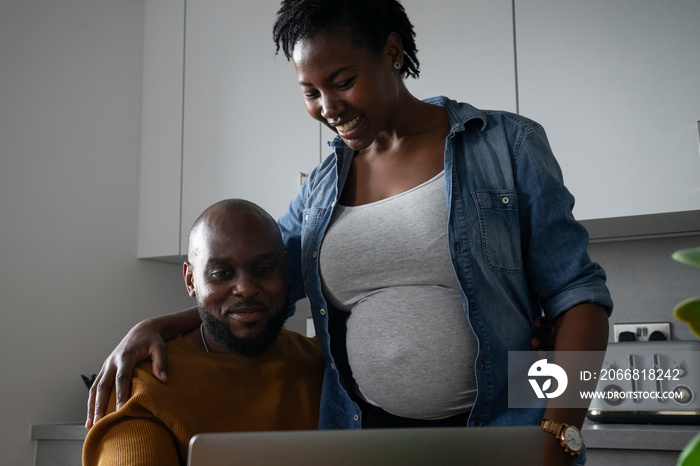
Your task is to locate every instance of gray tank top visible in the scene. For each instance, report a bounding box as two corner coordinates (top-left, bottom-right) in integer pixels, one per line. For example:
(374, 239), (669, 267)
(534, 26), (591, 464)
(319, 171), (477, 420)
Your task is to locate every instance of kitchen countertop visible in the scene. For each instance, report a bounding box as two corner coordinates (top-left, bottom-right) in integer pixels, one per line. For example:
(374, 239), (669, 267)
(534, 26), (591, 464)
(582, 419), (700, 451)
(31, 423), (87, 441)
(31, 424), (87, 466)
(31, 421), (700, 451)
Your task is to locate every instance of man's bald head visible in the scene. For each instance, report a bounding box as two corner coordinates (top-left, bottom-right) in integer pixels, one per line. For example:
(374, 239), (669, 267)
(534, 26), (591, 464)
(188, 199), (283, 264)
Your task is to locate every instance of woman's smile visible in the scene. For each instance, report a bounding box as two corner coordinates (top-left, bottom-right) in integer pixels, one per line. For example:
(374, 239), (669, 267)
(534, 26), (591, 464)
(335, 115), (363, 135)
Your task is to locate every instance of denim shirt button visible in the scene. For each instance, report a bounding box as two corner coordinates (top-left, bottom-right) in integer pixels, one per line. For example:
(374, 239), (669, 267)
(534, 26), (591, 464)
(354, 414), (360, 422)
(320, 308), (327, 316)
(501, 196), (510, 205)
(313, 251), (318, 258)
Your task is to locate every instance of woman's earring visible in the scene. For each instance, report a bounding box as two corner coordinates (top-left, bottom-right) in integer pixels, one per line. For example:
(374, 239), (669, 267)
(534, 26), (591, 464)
(394, 62), (401, 70)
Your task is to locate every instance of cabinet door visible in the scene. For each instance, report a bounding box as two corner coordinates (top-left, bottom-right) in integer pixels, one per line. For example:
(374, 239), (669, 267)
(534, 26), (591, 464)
(138, 0), (186, 259)
(402, 0), (517, 113)
(181, 0), (321, 251)
(516, 0), (700, 221)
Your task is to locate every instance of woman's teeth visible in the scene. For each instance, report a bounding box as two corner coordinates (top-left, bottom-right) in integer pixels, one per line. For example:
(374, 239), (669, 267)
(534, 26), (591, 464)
(336, 116), (361, 132)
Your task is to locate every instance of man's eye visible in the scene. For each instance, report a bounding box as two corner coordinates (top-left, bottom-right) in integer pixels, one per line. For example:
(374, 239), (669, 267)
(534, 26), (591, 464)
(255, 265), (274, 275)
(210, 270), (233, 279)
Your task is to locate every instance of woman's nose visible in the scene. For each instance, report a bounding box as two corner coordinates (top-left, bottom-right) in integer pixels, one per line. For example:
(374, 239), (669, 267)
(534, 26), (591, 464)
(320, 94), (342, 120)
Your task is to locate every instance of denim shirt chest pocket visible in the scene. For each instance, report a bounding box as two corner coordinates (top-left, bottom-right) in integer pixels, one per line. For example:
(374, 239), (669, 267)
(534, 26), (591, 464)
(300, 207), (327, 280)
(472, 190), (523, 272)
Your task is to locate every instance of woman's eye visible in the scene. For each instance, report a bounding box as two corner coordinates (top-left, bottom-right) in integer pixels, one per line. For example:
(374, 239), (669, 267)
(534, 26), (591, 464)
(337, 77), (355, 89)
(303, 89), (319, 98)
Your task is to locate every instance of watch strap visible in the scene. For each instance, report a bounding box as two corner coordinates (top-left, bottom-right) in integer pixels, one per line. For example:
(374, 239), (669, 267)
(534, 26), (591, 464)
(539, 418), (566, 437)
(539, 418), (582, 456)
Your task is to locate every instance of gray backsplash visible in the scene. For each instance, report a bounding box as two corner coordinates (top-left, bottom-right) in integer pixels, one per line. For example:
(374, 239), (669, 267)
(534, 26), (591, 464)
(589, 234), (700, 342)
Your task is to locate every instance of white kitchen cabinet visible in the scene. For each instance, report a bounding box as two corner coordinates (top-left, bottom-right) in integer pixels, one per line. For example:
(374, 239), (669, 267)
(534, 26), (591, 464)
(180, 0), (321, 254)
(138, 0), (322, 260)
(401, 0), (517, 113)
(139, 0), (700, 259)
(138, 0), (515, 260)
(515, 0), (700, 224)
(137, 0), (186, 260)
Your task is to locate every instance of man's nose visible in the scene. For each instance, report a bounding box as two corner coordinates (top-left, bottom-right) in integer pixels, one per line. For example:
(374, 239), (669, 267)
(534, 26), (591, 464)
(232, 272), (259, 297)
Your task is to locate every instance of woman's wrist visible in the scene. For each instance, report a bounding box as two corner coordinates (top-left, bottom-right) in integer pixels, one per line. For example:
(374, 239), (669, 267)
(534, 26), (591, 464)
(151, 306), (201, 341)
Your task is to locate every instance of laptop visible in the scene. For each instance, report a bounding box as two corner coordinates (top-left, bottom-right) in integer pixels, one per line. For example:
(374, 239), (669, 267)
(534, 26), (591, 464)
(187, 426), (544, 466)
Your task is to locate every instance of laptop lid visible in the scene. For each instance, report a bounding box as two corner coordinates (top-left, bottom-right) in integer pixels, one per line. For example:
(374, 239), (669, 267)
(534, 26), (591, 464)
(187, 426), (544, 466)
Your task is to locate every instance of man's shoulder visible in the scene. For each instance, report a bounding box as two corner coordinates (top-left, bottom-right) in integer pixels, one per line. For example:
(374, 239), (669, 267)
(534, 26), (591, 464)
(276, 329), (321, 359)
(277, 328), (318, 347)
(132, 337), (198, 388)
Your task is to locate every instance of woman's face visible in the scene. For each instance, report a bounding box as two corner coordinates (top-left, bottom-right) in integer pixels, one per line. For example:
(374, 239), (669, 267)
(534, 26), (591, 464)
(292, 28), (403, 151)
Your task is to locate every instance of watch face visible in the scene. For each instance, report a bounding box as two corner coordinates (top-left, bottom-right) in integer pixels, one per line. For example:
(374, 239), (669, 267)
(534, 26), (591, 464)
(563, 426), (582, 452)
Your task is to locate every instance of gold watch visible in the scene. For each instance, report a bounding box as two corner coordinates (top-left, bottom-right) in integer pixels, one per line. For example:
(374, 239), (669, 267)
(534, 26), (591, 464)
(539, 419), (583, 457)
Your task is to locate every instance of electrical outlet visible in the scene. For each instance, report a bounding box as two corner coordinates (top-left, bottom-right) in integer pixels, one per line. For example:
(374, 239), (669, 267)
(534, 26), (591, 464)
(613, 322), (672, 342)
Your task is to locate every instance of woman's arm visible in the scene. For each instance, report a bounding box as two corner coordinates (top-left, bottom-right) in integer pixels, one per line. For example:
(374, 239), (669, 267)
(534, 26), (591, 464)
(542, 302), (609, 466)
(85, 306), (201, 428)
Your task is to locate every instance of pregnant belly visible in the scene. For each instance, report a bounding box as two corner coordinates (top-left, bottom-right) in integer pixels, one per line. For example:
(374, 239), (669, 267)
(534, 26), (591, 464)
(345, 286), (478, 420)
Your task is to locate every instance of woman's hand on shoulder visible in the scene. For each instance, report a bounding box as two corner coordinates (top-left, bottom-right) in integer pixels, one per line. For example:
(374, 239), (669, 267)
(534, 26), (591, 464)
(85, 318), (168, 428)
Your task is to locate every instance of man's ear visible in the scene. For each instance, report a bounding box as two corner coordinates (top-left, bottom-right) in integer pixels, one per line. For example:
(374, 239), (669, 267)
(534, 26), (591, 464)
(183, 261), (196, 297)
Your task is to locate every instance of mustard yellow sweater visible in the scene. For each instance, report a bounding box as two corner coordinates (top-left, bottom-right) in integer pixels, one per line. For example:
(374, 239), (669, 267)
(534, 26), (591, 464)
(83, 330), (323, 466)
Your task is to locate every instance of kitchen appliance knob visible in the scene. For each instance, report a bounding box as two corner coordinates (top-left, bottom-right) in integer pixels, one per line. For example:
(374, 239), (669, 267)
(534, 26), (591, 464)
(602, 384), (624, 406)
(672, 385), (694, 405)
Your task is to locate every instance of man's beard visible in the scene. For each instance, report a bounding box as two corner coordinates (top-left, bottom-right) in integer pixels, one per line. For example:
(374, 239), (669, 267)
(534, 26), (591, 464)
(198, 302), (288, 357)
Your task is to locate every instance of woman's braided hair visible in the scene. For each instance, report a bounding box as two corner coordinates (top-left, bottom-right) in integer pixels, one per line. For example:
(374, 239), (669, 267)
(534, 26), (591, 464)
(272, 0), (420, 79)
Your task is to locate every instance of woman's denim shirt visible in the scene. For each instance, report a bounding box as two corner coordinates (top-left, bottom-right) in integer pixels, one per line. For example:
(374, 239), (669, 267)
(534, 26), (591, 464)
(277, 96), (613, 432)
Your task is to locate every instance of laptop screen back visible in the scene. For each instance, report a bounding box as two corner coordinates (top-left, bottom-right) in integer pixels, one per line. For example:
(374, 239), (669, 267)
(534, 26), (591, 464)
(187, 426), (544, 466)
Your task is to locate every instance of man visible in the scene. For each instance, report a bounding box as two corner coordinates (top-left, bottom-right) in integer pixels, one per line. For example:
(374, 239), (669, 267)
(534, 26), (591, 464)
(83, 199), (324, 466)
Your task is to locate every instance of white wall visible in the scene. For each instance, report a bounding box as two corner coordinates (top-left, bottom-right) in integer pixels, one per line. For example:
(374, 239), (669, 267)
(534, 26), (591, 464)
(0, 1), (194, 464)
